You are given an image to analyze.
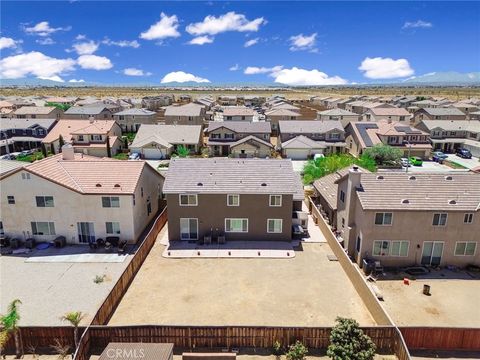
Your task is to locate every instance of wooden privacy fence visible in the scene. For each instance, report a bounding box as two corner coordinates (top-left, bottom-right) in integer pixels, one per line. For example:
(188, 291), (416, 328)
(3, 326), (79, 351)
(90, 208), (168, 325)
(400, 327), (480, 351)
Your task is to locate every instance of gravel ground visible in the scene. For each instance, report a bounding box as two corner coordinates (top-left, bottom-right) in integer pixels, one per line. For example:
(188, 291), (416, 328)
(0, 250), (132, 326)
(109, 228), (375, 326)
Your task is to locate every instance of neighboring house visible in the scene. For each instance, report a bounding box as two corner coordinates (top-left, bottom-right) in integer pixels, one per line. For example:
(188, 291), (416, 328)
(195, 96), (215, 109)
(344, 101), (394, 114)
(413, 108), (467, 124)
(221, 106), (257, 121)
(265, 108), (300, 134)
(206, 121), (273, 158)
(129, 124), (202, 159)
(142, 95), (174, 110)
(217, 96), (238, 106)
(334, 168), (480, 267)
(470, 111), (480, 121)
(278, 120), (346, 159)
(0, 144), (164, 245)
(270, 102), (301, 113)
(363, 107), (411, 123)
(163, 158), (305, 242)
(416, 120), (480, 157)
(242, 95), (265, 107)
(42, 119), (123, 157)
(0, 159), (25, 177)
(336, 98), (354, 110)
(14, 106), (63, 119)
(113, 108), (157, 132)
(325, 98), (342, 109)
(0, 118), (57, 155)
(395, 96), (422, 108)
(317, 109), (359, 127)
(45, 97), (78, 106)
(449, 102), (479, 118)
(64, 105), (113, 120)
(346, 120), (431, 159)
(164, 103), (206, 126)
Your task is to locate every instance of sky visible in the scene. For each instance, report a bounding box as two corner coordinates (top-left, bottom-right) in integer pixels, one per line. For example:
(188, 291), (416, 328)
(0, 1), (479, 86)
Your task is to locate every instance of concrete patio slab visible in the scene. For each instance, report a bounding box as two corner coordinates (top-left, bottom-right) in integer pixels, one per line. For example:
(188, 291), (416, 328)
(25, 253), (128, 263)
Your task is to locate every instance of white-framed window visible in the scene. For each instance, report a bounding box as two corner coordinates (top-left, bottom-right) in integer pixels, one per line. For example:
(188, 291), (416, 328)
(225, 218), (248, 233)
(373, 241), (390, 256)
(390, 241), (409, 257)
(179, 194), (198, 206)
(36, 196), (54, 207)
(433, 213), (447, 226)
(227, 194), (240, 206)
(180, 218), (198, 240)
(374, 212), (392, 226)
(102, 196), (120, 208)
(224, 133), (234, 139)
(373, 240), (409, 257)
(106, 222), (121, 235)
(267, 219), (283, 233)
(269, 195), (282, 207)
(92, 134), (102, 141)
(21, 173), (31, 180)
(464, 213), (474, 224)
(454, 242), (476, 256)
(31, 221), (56, 235)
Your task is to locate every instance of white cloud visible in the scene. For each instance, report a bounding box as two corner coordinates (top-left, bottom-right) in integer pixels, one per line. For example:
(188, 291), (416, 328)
(402, 20), (432, 29)
(188, 36), (214, 45)
(270, 67), (348, 86)
(23, 21), (71, 36)
(0, 51), (75, 79)
(69, 78), (85, 83)
(0, 37), (20, 50)
(244, 65), (283, 75)
(123, 68), (152, 76)
(77, 55), (112, 70)
(102, 38), (140, 48)
(244, 38), (259, 48)
(72, 40), (99, 55)
(38, 75), (64, 82)
(359, 57), (414, 79)
(289, 33), (317, 52)
(36, 37), (55, 45)
(229, 64), (240, 71)
(186, 12), (266, 36)
(76, 34), (87, 40)
(160, 71), (210, 83)
(140, 13), (180, 40)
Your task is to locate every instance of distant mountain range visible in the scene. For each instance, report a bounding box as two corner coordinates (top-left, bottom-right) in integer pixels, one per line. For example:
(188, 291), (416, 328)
(1, 71), (479, 88)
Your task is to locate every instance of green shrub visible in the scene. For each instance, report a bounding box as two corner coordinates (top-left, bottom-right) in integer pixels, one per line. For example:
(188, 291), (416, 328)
(327, 317), (376, 360)
(286, 341), (308, 360)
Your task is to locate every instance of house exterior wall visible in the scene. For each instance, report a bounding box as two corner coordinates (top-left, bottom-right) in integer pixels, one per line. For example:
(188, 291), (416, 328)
(230, 141), (272, 158)
(63, 109), (113, 120)
(15, 108), (63, 119)
(208, 127), (270, 142)
(317, 114), (359, 128)
(413, 110), (466, 124)
(113, 114), (157, 132)
(166, 193), (293, 241)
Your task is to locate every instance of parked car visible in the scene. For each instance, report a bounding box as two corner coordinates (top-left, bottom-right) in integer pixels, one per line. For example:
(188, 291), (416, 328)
(400, 158), (411, 167)
(20, 149), (35, 156)
(0, 154), (15, 160)
(456, 148), (472, 159)
(432, 151), (448, 162)
(128, 152), (141, 161)
(409, 156), (423, 166)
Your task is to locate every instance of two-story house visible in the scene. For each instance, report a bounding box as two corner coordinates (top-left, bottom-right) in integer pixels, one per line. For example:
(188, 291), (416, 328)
(278, 120), (346, 159)
(334, 168), (480, 267)
(0, 144), (164, 245)
(317, 109), (359, 128)
(164, 103), (206, 126)
(0, 118), (57, 155)
(63, 105), (114, 120)
(346, 120), (432, 159)
(362, 107), (411, 123)
(206, 121), (273, 158)
(413, 108), (467, 124)
(13, 106), (63, 119)
(416, 120), (480, 157)
(265, 108), (300, 134)
(113, 108), (157, 132)
(163, 158), (305, 242)
(42, 119), (123, 157)
(129, 124), (202, 159)
(221, 107), (257, 121)
(142, 95), (174, 110)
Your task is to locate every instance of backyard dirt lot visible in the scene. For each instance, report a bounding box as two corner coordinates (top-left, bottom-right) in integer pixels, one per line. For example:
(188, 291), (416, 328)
(376, 272), (480, 327)
(109, 228), (375, 326)
(0, 249), (131, 326)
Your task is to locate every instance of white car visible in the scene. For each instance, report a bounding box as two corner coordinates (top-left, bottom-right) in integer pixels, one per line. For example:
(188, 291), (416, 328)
(400, 158), (411, 167)
(128, 153), (141, 160)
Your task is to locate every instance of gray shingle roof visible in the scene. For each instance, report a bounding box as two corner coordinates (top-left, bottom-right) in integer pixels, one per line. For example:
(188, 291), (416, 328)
(163, 158), (304, 200)
(318, 109), (358, 116)
(357, 172), (480, 211)
(279, 120), (344, 134)
(281, 135), (327, 149)
(1, 118), (57, 131)
(114, 109), (156, 116)
(206, 121), (271, 134)
(313, 168), (351, 210)
(421, 108), (465, 116)
(130, 124), (202, 148)
(419, 120), (480, 133)
(14, 106), (58, 115)
(164, 103), (204, 117)
(64, 105), (110, 115)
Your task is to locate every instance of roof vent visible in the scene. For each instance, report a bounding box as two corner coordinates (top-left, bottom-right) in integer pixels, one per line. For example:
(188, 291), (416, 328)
(445, 176), (453, 181)
(449, 199), (457, 205)
(95, 183), (102, 187)
(261, 183), (267, 187)
(409, 176), (416, 180)
(114, 184), (121, 188)
(197, 182), (203, 186)
(401, 199), (410, 204)
(376, 175), (384, 180)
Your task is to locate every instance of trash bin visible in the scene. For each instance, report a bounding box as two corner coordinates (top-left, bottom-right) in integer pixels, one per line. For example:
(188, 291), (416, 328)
(10, 238), (20, 249)
(25, 238), (36, 249)
(423, 284), (431, 296)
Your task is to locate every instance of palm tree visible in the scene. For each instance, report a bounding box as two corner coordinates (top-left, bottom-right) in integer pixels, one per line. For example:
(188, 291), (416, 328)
(0, 299), (23, 358)
(61, 311), (85, 349)
(175, 145), (190, 158)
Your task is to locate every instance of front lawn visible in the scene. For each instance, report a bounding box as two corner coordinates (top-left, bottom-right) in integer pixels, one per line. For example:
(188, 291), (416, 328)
(15, 152), (46, 163)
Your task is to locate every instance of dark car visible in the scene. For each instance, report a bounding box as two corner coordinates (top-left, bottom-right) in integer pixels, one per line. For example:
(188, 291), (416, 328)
(432, 151), (448, 162)
(456, 148), (472, 159)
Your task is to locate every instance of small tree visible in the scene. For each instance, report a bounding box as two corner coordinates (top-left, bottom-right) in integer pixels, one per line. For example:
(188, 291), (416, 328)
(286, 341), (308, 360)
(50, 338), (70, 360)
(363, 144), (402, 166)
(0, 299), (23, 359)
(175, 145), (190, 158)
(123, 136), (129, 149)
(58, 135), (65, 151)
(61, 311), (85, 349)
(106, 136), (112, 157)
(41, 143), (48, 158)
(327, 317), (376, 360)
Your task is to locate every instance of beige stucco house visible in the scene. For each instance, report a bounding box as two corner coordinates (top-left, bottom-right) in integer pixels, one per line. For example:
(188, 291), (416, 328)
(164, 103), (206, 126)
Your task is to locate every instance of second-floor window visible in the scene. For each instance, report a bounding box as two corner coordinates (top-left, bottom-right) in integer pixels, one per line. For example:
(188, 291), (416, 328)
(432, 213), (447, 226)
(374, 212), (392, 225)
(464, 213), (474, 224)
(36, 196), (54, 207)
(179, 194), (197, 206)
(78, 135), (84, 141)
(224, 133), (234, 139)
(211, 133), (221, 139)
(92, 135), (102, 141)
(330, 133), (340, 140)
(269, 195), (282, 207)
(102, 196), (120, 208)
(227, 194), (240, 206)
(339, 190), (345, 203)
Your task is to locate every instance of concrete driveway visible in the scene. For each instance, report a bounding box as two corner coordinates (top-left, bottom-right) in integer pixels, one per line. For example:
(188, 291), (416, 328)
(444, 154), (480, 170)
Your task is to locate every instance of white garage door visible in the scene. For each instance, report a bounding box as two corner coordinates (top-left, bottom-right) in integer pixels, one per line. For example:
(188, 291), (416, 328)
(142, 148), (163, 159)
(286, 148), (310, 160)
